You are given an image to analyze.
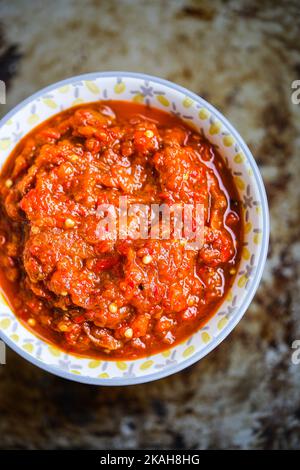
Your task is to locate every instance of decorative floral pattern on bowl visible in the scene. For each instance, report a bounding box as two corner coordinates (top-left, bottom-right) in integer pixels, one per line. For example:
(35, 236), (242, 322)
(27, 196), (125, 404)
(0, 72), (269, 385)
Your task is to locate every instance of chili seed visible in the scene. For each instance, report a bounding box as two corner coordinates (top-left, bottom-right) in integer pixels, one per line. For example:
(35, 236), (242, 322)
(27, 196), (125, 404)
(108, 302), (118, 313)
(58, 322), (69, 331)
(28, 318), (36, 327)
(5, 179), (13, 189)
(64, 218), (75, 228)
(145, 130), (154, 138)
(31, 226), (39, 234)
(124, 328), (133, 339)
(229, 268), (236, 275)
(142, 255), (152, 265)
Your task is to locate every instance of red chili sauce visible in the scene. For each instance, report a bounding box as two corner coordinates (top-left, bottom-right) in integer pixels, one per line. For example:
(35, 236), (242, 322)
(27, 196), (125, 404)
(0, 101), (243, 359)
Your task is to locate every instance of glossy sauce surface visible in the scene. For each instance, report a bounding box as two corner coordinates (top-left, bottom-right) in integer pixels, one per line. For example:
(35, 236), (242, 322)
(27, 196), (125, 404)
(0, 101), (243, 359)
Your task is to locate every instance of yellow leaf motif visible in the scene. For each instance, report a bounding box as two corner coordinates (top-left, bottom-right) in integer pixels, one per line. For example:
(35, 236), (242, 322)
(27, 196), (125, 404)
(28, 114), (39, 125)
(183, 345), (195, 358)
(0, 318), (11, 329)
(242, 247), (251, 260)
(217, 317), (228, 330)
(162, 350), (171, 358)
(132, 93), (144, 103)
(10, 334), (19, 342)
(85, 81), (100, 94)
(48, 346), (61, 357)
(198, 108), (210, 120)
(114, 82), (126, 94)
(227, 291), (233, 302)
(209, 122), (221, 135)
(244, 222), (252, 234)
(88, 360), (102, 369)
(201, 332), (211, 344)
(140, 360), (154, 370)
(0, 293), (9, 307)
(23, 343), (34, 353)
(234, 153), (245, 164)
(234, 176), (245, 191)
(0, 138), (11, 150)
(42, 98), (57, 109)
(58, 85), (70, 93)
(254, 233), (262, 245)
(238, 275), (248, 288)
(98, 372), (109, 379)
(223, 135), (234, 147)
(70, 370), (81, 375)
(183, 97), (193, 108)
(116, 361), (128, 371)
(157, 95), (169, 107)
(72, 98), (84, 106)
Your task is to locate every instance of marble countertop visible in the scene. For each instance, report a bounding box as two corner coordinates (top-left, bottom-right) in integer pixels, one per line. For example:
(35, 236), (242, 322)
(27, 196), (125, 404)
(0, 0), (299, 450)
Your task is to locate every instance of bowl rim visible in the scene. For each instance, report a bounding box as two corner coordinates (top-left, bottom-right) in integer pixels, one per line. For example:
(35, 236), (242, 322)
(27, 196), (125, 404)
(0, 71), (269, 385)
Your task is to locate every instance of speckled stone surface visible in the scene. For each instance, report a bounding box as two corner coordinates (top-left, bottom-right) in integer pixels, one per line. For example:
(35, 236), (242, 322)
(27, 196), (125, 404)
(0, 0), (300, 450)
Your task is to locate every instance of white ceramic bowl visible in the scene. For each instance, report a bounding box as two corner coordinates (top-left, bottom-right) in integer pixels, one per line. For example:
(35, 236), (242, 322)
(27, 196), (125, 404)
(0, 72), (269, 385)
